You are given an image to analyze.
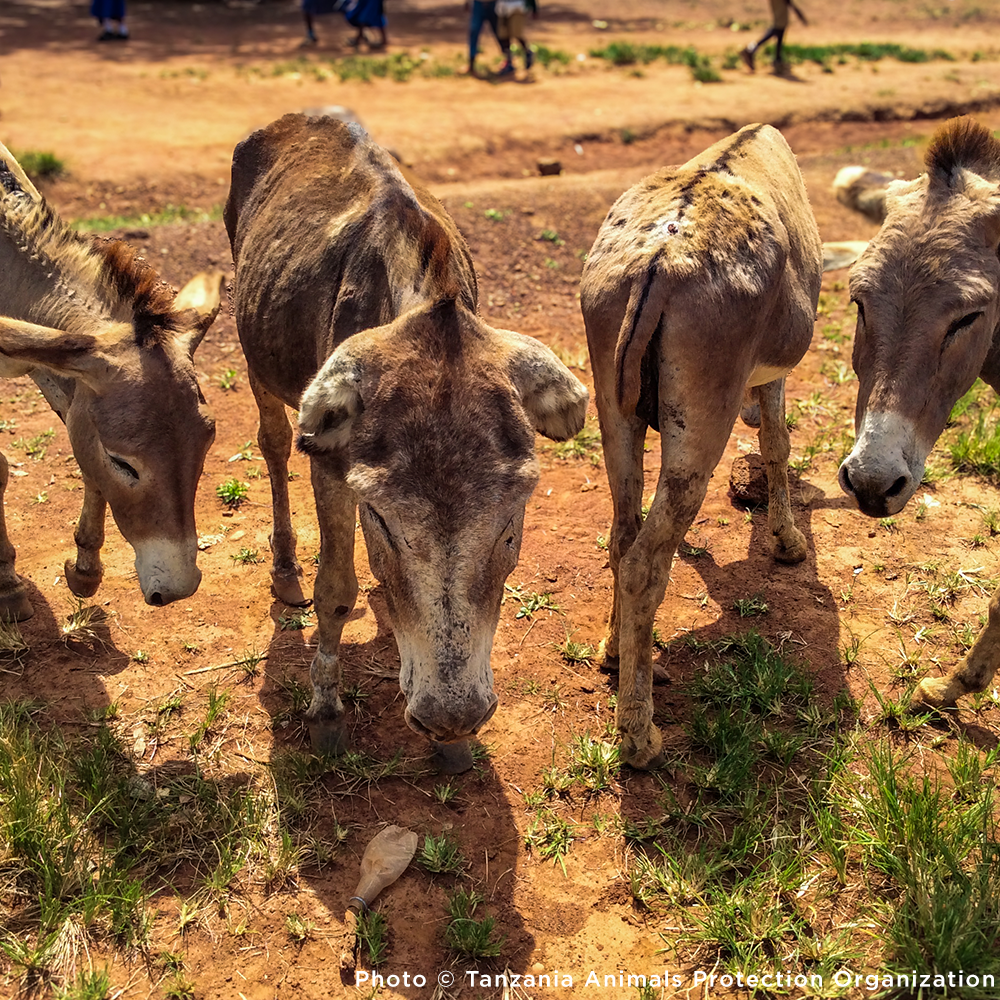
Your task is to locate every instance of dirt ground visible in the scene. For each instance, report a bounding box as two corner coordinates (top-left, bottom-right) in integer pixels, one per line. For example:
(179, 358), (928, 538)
(3, 1), (1000, 998)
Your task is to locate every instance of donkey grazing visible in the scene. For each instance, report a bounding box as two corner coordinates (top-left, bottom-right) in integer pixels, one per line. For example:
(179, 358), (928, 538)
(225, 115), (587, 768)
(0, 144), (222, 618)
(839, 116), (1000, 710)
(581, 124), (823, 768)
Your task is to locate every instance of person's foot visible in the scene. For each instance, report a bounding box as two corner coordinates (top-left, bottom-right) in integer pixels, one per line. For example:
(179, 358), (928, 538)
(346, 35), (361, 48)
(112, 29), (129, 40)
(497, 61), (516, 77)
(740, 45), (755, 72)
(97, 30), (116, 41)
(301, 30), (318, 46)
(461, 64), (478, 76)
(524, 47), (534, 70)
(772, 59), (791, 76)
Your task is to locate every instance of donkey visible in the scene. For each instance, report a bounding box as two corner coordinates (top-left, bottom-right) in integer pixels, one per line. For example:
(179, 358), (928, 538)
(581, 124), (823, 768)
(0, 144), (223, 618)
(225, 115), (587, 769)
(839, 116), (1000, 710)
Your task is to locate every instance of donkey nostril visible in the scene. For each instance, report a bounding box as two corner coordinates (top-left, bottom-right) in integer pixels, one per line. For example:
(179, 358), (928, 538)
(886, 476), (909, 498)
(149, 592), (164, 607)
(839, 465), (854, 494)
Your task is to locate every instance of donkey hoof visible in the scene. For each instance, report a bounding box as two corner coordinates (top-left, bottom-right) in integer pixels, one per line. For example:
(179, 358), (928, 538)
(308, 717), (349, 756)
(912, 676), (963, 711)
(431, 740), (474, 774)
(271, 572), (311, 608)
(773, 528), (807, 565)
(597, 638), (620, 673)
(0, 587), (33, 622)
(64, 559), (102, 598)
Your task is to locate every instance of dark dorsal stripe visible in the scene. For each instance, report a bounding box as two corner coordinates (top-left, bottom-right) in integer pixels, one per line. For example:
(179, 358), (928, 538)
(673, 124), (766, 223)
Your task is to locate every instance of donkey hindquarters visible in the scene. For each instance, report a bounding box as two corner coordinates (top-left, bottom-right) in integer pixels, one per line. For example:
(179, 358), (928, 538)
(581, 123), (823, 768)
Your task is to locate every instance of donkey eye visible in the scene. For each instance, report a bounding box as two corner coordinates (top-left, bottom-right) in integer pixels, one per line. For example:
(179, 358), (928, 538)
(945, 311), (982, 342)
(852, 299), (866, 325)
(109, 455), (139, 480)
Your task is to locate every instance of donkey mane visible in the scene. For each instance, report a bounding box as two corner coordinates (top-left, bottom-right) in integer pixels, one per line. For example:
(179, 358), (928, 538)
(90, 239), (180, 345)
(925, 116), (1000, 184)
(1, 157), (179, 346)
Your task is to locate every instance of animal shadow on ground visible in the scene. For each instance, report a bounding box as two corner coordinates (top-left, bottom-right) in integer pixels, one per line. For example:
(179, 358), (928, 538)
(258, 585), (534, 988)
(0, 578), (130, 717)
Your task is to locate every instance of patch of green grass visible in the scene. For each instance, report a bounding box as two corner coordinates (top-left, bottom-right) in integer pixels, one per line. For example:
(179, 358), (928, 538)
(216, 478), (249, 509)
(231, 546), (262, 565)
(506, 584), (559, 619)
(418, 833), (466, 875)
(443, 889), (504, 958)
(15, 149), (65, 180)
(355, 908), (389, 965)
(525, 810), (574, 871)
(72, 204), (223, 232)
(278, 608), (315, 631)
(548, 417), (602, 461)
(732, 593), (769, 617)
(13, 428), (56, 461)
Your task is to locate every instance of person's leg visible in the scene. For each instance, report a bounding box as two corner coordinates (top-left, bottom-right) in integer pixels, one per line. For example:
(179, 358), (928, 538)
(772, 27), (786, 70)
(468, 1), (486, 72)
(303, 7), (317, 42)
(741, 26), (777, 70)
(497, 14), (514, 74)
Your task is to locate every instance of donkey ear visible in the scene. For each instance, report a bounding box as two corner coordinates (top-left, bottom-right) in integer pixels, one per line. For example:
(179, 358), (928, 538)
(296, 347), (365, 456)
(503, 331), (589, 441)
(173, 271), (226, 358)
(0, 316), (107, 384)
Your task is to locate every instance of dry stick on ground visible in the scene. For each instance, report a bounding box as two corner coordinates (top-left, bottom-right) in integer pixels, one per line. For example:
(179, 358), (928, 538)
(183, 654), (269, 675)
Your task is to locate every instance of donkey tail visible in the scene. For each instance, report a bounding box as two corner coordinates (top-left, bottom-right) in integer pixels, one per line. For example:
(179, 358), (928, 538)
(614, 249), (667, 416)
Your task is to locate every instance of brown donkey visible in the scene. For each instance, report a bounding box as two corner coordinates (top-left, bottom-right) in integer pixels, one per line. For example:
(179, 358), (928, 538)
(581, 124), (823, 768)
(840, 116), (1000, 710)
(0, 144), (223, 618)
(225, 115), (587, 769)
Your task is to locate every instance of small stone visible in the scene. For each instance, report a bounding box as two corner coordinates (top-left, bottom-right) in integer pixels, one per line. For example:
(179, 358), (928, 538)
(537, 158), (562, 176)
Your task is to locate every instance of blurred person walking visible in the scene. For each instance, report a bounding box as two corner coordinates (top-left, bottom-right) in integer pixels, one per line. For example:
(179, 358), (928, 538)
(465, 0), (508, 76)
(496, 0), (537, 76)
(92, 0), (129, 41)
(740, 0), (807, 75)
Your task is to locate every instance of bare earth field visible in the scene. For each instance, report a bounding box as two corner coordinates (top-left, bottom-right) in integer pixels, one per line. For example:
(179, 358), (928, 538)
(3, 2), (1000, 999)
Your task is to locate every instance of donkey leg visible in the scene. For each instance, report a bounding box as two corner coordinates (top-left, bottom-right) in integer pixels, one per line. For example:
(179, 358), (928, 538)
(595, 406), (646, 663)
(64, 482), (106, 598)
(616, 466), (713, 768)
(249, 372), (308, 606)
(757, 377), (807, 564)
(914, 584), (1000, 708)
(304, 454), (359, 754)
(0, 450), (32, 620)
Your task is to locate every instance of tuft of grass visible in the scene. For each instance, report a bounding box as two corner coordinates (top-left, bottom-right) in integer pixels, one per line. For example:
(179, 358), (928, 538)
(555, 633), (595, 664)
(355, 908), (389, 965)
(61, 598), (106, 645)
(525, 810), (574, 872)
(506, 584), (559, 619)
(278, 608), (315, 631)
(443, 889), (504, 958)
(418, 833), (466, 875)
(231, 546), (262, 565)
(15, 149), (65, 180)
(216, 478), (249, 509)
(732, 593), (769, 617)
